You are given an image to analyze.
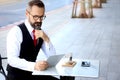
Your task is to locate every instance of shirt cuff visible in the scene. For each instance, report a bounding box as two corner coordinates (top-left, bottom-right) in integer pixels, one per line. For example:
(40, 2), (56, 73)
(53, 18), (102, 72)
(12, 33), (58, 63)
(27, 62), (36, 72)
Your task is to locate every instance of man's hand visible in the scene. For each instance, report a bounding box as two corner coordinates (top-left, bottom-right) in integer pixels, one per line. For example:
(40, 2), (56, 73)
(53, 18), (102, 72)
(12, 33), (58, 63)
(35, 30), (50, 43)
(34, 61), (49, 71)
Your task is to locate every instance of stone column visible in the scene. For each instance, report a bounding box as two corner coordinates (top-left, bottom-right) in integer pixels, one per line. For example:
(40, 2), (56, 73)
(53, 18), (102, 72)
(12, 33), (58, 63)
(72, 0), (78, 18)
(79, 0), (88, 18)
(87, 0), (94, 18)
(101, 0), (106, 3)
(92, 0), (102, 8)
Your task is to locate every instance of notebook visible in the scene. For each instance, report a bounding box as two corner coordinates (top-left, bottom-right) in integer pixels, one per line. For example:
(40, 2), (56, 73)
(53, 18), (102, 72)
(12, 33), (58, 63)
(47, 54), (64, 67)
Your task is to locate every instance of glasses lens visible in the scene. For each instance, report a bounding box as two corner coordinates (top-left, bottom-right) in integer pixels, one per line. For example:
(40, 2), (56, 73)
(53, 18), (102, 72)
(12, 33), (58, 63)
(41, 16), (46, 20)
(33, 16), (39, 20)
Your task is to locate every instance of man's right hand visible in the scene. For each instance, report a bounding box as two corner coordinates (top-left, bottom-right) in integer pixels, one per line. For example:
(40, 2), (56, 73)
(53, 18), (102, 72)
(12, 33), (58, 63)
(35, 30), (50, 43)
(34, 61), (49, 71)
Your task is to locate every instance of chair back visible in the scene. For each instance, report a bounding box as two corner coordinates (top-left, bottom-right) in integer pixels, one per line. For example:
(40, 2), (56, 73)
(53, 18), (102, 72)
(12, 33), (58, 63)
(0, 54), (2, 69)
(0, 54), (8, 80)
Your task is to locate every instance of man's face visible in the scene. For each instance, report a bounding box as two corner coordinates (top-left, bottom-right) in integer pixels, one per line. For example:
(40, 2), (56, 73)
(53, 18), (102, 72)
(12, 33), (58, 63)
(26, 5), (45, 29)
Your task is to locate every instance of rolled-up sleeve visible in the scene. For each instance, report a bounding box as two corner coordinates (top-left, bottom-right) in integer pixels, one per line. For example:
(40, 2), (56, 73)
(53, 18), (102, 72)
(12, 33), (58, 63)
(41, 41), (56, 58)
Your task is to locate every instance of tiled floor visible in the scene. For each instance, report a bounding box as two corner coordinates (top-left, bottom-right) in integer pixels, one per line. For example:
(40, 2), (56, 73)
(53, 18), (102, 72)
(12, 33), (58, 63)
(0, 0), (120, 80)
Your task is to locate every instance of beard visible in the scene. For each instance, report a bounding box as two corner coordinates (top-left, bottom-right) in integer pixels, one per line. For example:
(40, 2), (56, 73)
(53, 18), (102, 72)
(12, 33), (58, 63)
(30, 22), (42, 30)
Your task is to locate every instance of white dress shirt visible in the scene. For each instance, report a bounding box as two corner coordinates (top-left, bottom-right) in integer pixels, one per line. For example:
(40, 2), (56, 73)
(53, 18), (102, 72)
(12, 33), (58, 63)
(7, 19), (56, 72)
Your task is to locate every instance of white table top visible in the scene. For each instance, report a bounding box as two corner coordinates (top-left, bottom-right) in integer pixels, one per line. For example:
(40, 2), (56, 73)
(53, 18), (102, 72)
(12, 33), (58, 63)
(33, 58), (99, 77)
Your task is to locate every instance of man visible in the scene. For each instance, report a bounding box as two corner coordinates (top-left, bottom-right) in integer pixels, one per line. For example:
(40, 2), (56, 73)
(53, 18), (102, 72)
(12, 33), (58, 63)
(6, 0), (59, 80)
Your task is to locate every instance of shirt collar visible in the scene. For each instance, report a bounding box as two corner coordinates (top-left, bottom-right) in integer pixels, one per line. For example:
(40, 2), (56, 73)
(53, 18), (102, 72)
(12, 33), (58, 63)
(25, 19), (34, 34)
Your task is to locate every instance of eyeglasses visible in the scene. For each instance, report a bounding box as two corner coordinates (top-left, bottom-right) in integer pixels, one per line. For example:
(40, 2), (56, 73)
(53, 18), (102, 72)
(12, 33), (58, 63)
(27, 10), (46, 21)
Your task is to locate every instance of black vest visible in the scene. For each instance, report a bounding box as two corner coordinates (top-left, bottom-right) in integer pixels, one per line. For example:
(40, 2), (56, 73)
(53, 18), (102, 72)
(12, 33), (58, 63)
(7, 23), (43, 75)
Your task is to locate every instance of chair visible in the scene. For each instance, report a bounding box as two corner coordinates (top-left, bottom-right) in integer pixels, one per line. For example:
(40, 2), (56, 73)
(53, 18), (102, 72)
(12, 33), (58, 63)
(0, 54), (8, 80)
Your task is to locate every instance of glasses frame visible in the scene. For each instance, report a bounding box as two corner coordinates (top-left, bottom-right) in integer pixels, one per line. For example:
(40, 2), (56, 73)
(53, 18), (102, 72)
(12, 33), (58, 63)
(27, 10), (46, 21)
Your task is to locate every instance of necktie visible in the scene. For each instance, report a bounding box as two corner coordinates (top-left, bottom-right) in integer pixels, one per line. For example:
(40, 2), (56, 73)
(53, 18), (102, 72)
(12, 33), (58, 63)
(32, 30), (37, 46)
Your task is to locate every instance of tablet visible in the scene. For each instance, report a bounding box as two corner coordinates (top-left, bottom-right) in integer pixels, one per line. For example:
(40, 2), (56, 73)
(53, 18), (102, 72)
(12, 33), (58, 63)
(47, 54), (64, 67)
